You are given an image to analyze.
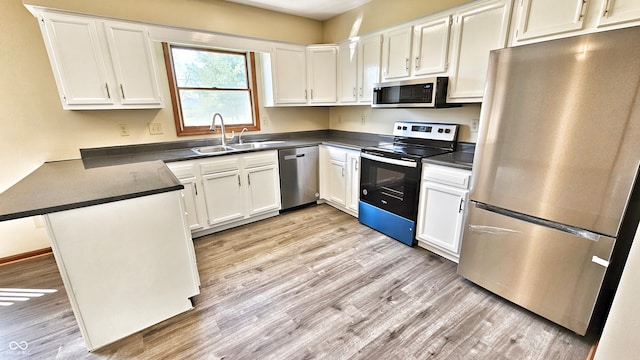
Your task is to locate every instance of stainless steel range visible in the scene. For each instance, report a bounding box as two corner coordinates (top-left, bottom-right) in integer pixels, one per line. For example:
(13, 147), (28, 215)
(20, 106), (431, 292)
(359, 121), (458, 246)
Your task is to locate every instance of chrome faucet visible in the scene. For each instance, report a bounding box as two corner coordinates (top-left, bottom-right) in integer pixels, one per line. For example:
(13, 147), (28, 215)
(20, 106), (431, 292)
(238, 128), (248, 144)
(210, 113), (234, 146)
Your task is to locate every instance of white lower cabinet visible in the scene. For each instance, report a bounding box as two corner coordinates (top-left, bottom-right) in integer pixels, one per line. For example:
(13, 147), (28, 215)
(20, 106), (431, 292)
(166, 161), (206, 231)
(416, 164), (471, 263)
(167, 150), (281, 236)
(319, 145), (360, 217)
(201, 157), (245, 225)
(44, 191), (199, 351)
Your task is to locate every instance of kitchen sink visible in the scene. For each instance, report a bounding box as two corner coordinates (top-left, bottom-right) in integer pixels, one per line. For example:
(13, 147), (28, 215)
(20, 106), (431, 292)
(191, 141), (285, 155)
(191, 145), (236, 155)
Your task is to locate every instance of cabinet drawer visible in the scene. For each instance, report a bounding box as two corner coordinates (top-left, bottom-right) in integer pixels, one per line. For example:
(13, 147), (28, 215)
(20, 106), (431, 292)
(243, 150), (278, 168)
(200, 156), (241, 175)
(326, 146), (348, 162)
(422, 164), (471, 189)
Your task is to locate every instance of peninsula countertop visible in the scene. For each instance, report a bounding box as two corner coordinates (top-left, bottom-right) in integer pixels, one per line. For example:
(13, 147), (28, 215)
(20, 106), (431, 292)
(0, 159), (182, 222)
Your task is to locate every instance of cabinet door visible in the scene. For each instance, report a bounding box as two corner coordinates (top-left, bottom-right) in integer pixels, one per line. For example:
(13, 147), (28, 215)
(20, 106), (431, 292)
(307, 46), (338, 103)
(103, 21), (162, 106)
(412, 16), (452, 76)
(515, 0), (587, 41)
(271, 46), (307, 104)
(358, 34), (382, 104)
(417, 181), (468, 256)
(202, 170), (245, 226)
(41, 13), (113, 106)
(338, 41), (358, 103)
(345, 153), (360, 214)
(328, 160), (347, 206)
(598, 0), (640, 27)
(179, 176), (205, 231)
(245, 164), (281, 216)
(382, 26), (413, 80)
(448, 0), (511, 102)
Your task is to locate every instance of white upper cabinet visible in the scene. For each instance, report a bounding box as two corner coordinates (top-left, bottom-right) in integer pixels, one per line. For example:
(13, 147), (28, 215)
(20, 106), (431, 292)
(511, 0), (640, 45)
(307, 45), (338, 104)
(447, 0), (512, 103)
(381, 26), (413, 80)
(266, 44), (336, 106)
(40, 13), (113, 107)
(103, 21), (163, 106)
(270, 46), (307, 105)
(515, 0), (587, 41)
(598, 0), (640, 27)
(36, 10), (163, 110)
(358, 34), (382, 104)
(412, 16), (452, 76)
(338, 41), (359, 103)
(337, 34), (382, 104)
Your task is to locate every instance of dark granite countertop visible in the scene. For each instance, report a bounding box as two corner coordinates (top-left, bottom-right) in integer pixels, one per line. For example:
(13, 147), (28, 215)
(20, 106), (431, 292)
(0, 160), (182, 222)
(424, 152), (474, 170)
(80, 130), (392, 168)
(0, 130), (391, 222)
(422, 143), (475, 170)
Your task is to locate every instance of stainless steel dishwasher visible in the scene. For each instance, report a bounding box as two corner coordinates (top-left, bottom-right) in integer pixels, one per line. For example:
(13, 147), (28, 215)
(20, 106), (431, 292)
(278, 146), (319, 210)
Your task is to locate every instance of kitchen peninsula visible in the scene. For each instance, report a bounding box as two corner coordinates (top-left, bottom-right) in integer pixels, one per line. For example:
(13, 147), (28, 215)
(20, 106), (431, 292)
(0, 159), (200, 351)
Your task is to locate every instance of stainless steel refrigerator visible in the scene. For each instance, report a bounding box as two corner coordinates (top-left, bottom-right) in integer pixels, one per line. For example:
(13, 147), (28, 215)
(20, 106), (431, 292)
(458, 26), (640, 335)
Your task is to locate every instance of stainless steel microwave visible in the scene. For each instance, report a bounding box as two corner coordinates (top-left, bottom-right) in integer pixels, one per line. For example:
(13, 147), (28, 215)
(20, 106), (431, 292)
(372, 77), (455, 108)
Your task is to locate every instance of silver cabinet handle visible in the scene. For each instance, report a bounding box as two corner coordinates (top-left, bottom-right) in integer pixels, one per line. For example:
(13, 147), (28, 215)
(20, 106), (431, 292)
(353, 87), (356, 98)
(577, 0), (587, 21)
(193, 183), (198, 196)
(415, 56), (419, 70)
(120, 84), (125, 99)
(237, 174), (241, 187)
(247, 173), (251, 186)
(602, 0), (611, 16)
(105, 83), (111, 99)
(458, 198), (464, 213)
(359, 87), (363, 97)
(405, 57), (409, 71)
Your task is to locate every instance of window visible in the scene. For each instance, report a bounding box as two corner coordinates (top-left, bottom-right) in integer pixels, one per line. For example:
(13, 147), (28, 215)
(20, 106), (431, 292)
(162, 43), (260, 136)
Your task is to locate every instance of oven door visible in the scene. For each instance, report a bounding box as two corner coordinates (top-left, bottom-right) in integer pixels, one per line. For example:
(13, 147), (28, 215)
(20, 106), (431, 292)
(359, 152), (420, 220)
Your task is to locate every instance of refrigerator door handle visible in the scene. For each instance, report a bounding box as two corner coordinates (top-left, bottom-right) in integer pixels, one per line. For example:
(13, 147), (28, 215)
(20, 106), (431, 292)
(468, 224), (520, 235)
(474, 202), (603, 242)
(591, 256), (610, 268)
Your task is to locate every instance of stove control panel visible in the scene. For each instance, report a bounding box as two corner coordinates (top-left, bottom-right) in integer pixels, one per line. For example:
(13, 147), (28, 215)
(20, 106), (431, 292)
(392, 121), (458, 141)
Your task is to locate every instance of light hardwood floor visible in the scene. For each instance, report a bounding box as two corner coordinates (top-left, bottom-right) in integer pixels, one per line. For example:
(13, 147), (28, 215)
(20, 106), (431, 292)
(0, 204), (593, 359)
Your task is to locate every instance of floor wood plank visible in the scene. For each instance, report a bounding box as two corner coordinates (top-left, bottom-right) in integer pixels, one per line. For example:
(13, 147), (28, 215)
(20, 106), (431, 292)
(0, 204), (593, 359)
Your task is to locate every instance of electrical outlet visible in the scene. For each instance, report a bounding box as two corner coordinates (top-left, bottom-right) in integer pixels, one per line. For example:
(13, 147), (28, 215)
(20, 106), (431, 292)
(119, 124), (130, 136)
(471, 119), (479, 132)
(149, 122), (163, 135)
(33, 215), (44, 228)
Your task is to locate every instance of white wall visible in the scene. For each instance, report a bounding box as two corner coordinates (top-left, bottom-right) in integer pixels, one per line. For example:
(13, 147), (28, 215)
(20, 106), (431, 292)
(330, 104), (481, 143)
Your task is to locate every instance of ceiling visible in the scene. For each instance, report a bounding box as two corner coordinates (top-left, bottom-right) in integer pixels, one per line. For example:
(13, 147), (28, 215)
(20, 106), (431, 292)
(223, 0), (372, 21)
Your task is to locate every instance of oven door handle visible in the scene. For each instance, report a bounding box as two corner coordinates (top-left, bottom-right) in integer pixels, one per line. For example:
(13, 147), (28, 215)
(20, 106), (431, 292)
(361, 152), (418, 168)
